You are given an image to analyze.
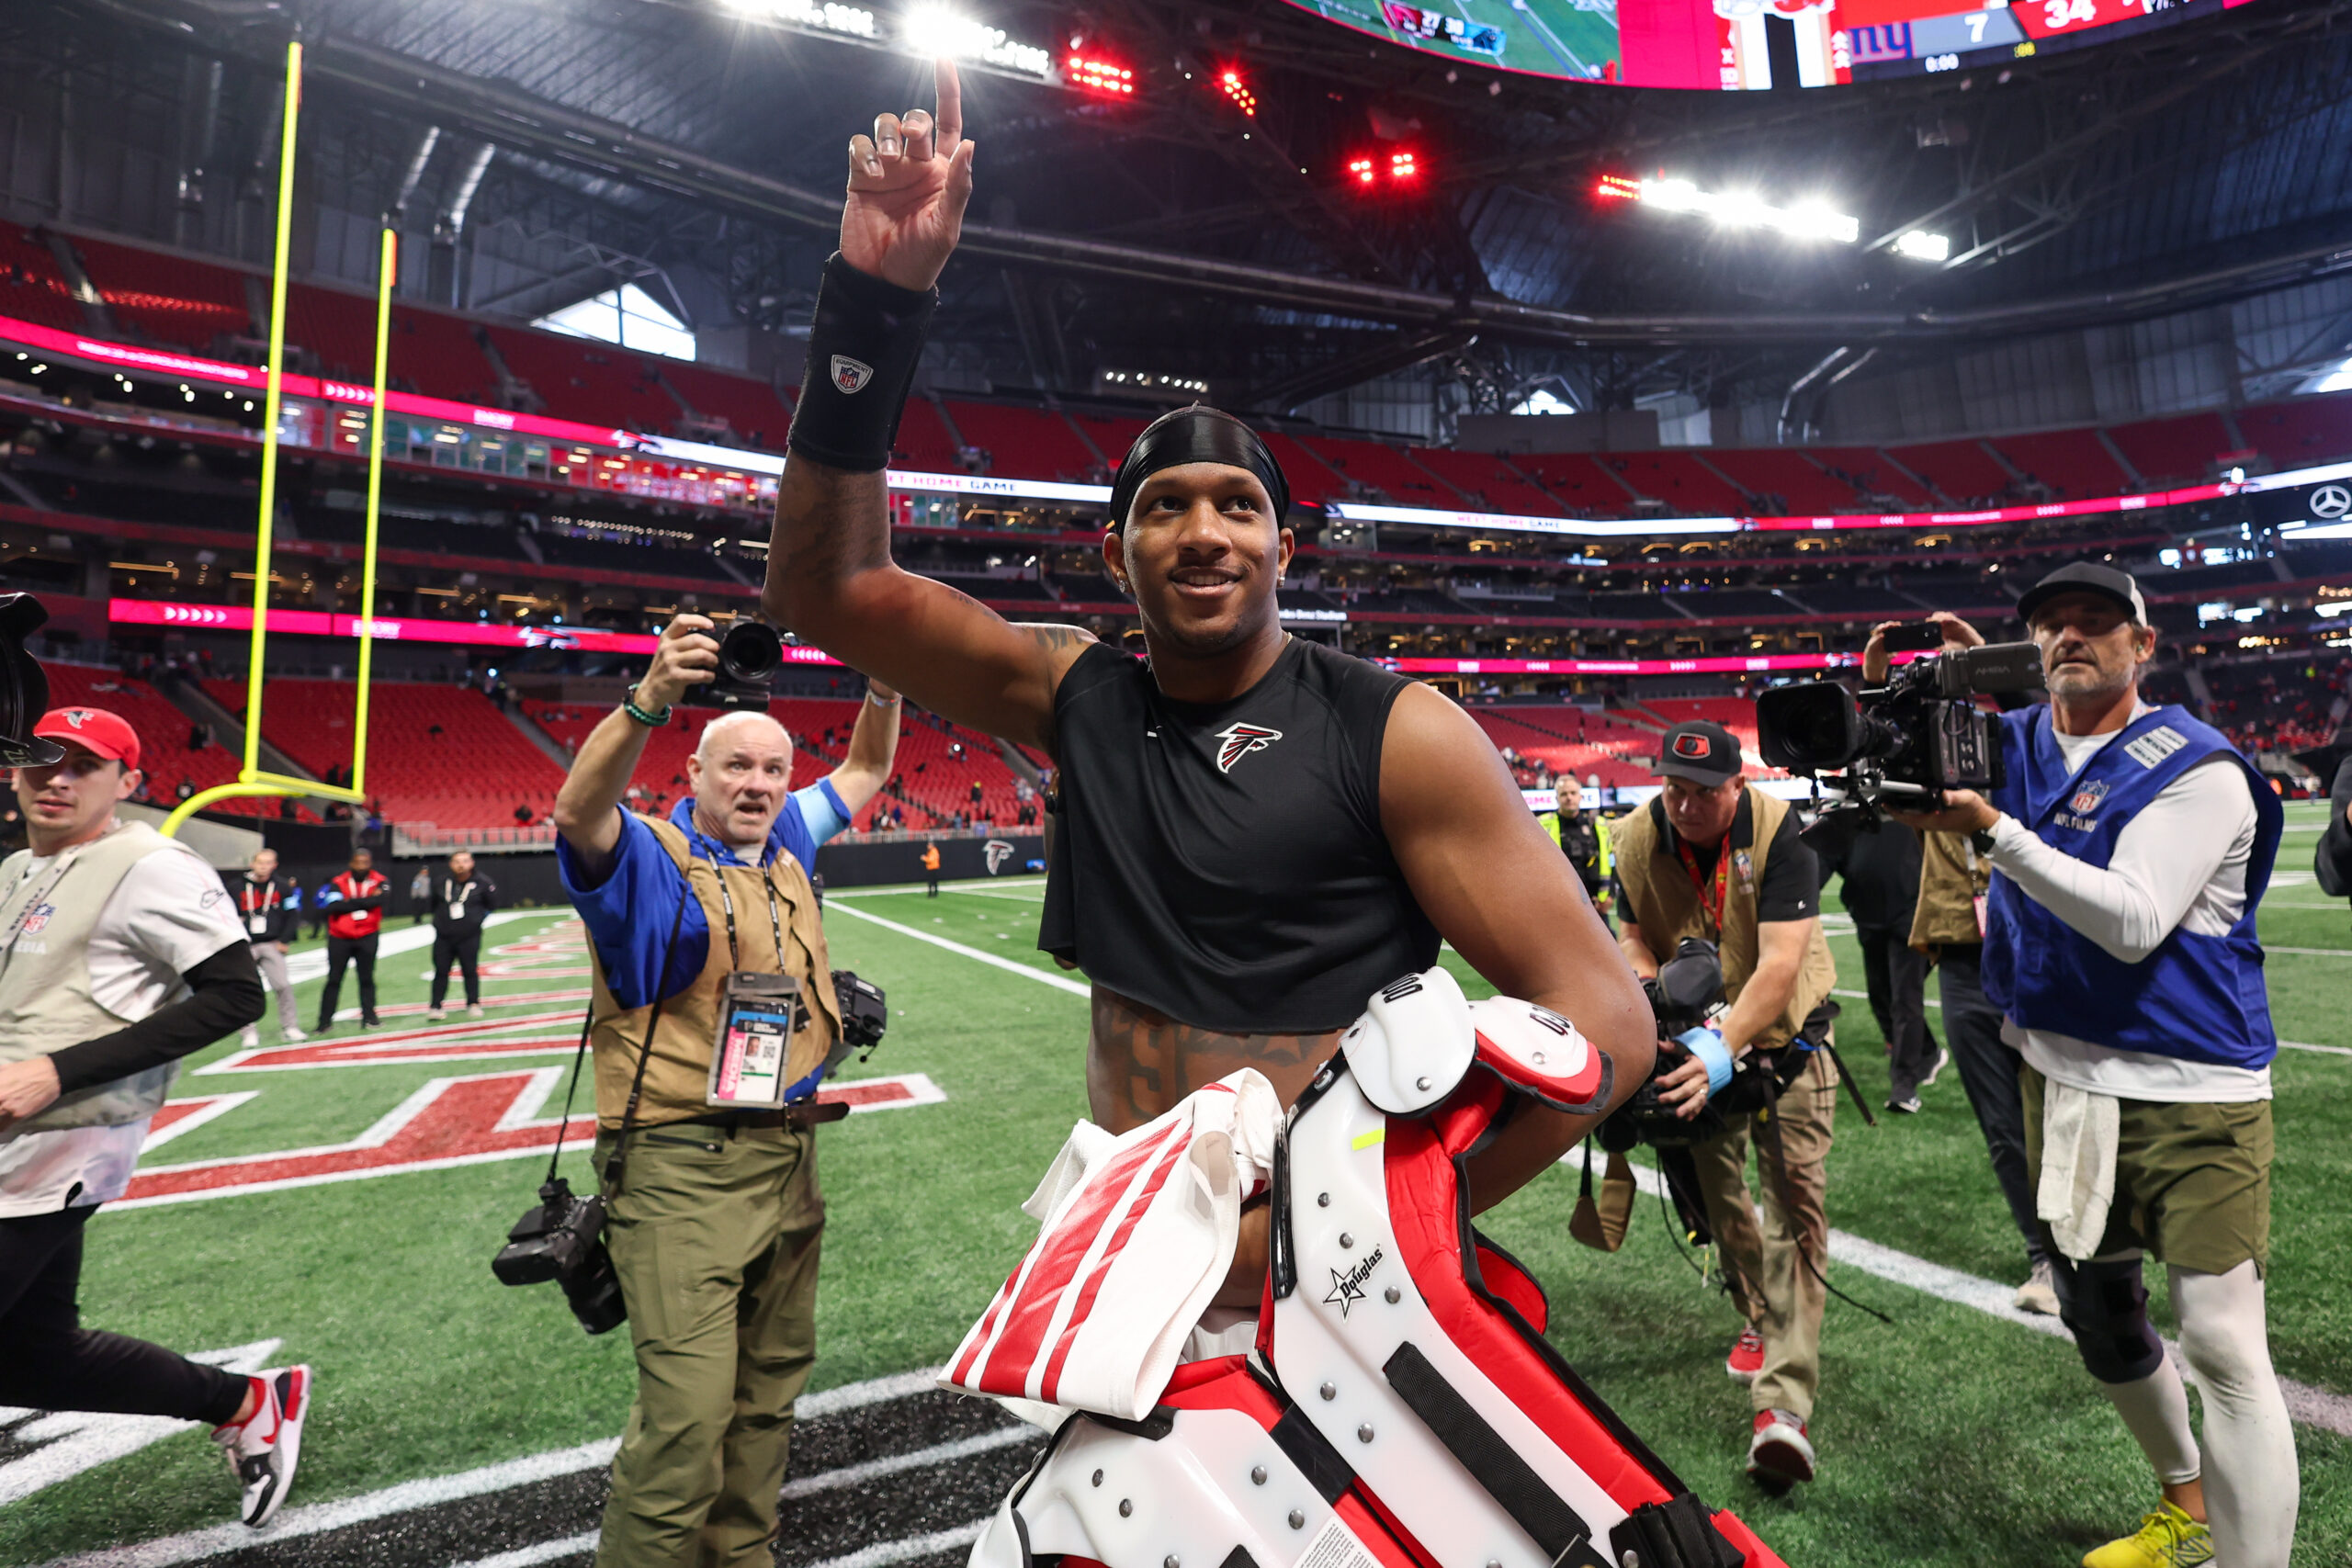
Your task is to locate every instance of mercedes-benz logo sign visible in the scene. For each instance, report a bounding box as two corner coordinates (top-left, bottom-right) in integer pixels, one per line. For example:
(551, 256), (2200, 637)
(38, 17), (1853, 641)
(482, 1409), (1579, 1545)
(2309, 483), (2352, 519)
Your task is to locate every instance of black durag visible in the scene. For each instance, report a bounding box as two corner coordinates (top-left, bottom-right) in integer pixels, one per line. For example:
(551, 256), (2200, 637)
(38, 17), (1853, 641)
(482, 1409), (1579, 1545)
(1106, 405), (1291, 527)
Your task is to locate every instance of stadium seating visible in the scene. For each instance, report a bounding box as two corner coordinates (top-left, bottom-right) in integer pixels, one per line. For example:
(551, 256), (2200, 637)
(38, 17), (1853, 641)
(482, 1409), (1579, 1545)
(69, 232), (252, 351)
(1293, 434), (1464, 508)
(2234, 392), (2352, 468)
(1256, 432), (1343, 508)
(1465, 705), (1652, 786)
(44, 662), (265, 814)
(1406, 446), (1565, 516)
(892, 397), (964, 472)
(1512, 453), (1640, 513)
(1783, 583), (1924, 616)
(0, 221), (84, 332)
(483, 325), (678, 434)
(661, 360), (795, 450)
(1885, 440), (2016, 507)
(2105, 412), (2234, 489)
(1605, 452), (1749, 517)
(213, 678), (566, 829)
(1068, 412), (1148, 470)
(1990, 429), (2132, 500)
(1702, 449), (1860, 514)
(1808, 447), (1936, 507)
(941, 401), (1098, 482)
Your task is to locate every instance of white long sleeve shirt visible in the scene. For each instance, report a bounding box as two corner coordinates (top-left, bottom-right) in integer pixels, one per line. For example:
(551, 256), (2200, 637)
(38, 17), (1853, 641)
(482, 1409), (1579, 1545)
(1987, 703), (2269, 1103)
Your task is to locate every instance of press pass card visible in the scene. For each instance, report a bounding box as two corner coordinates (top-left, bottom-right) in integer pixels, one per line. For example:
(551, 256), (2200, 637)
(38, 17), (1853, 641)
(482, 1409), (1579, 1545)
(707, 972), (805, 1111)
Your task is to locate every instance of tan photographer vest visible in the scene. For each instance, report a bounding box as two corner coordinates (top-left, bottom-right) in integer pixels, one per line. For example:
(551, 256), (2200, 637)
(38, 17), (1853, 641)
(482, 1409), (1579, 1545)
(0, 820), (202, 1140)
(586, 818), (842, 1131)
(1909, 828), (1991, 953)
(1613, 787), (1837, 1055)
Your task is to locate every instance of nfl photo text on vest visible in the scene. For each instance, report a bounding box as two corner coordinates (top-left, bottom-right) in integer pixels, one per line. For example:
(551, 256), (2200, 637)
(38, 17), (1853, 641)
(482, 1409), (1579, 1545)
(963, 972), (1782, 1568)
(1983, 705), (2283, 1069)
(1612, 790), (1836, 1054)
(0, 821), (209, 1137)
(585, 818), (842, 1129)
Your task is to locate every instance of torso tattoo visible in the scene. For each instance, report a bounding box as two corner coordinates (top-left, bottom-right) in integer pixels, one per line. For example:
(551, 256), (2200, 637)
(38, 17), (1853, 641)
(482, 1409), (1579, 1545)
(1087, 984), (1341, 1131)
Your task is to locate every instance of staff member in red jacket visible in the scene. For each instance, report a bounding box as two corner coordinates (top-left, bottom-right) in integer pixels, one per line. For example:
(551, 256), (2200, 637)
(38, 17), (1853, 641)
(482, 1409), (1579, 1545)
(314, 848), (388, 1033)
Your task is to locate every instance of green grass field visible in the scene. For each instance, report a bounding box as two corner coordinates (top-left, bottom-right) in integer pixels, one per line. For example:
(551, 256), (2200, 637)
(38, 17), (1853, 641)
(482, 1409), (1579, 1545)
(3, 802), (2346, 1566)
(1277, 0), (1622, 84)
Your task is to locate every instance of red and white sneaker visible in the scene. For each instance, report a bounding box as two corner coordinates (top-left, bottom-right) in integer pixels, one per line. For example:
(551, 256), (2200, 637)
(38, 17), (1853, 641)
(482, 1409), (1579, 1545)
(1724, 1327), (1764, 1384)
(1747, 1408), (1815, 1492)
(209, 1365), (311, 1527)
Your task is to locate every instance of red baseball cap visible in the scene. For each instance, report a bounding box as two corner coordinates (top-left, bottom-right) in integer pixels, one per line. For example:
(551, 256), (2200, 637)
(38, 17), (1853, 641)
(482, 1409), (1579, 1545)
(32, 706), (141, 772)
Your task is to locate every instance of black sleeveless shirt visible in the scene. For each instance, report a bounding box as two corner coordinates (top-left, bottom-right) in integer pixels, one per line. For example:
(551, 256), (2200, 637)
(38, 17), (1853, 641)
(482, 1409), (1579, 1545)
(1038, 637), (1440, 1033)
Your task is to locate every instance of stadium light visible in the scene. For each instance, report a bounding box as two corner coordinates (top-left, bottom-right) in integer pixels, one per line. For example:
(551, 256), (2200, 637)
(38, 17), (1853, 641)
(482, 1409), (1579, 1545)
(900, 6), (1050, 76)
(1066, 53), (1135, 95)
(1894, 229), (1952, 262)
(1592, 174), (1859, 244)
(1346, 151), (1421, 190)
(729, 0), (877, 39)
(1218, 69), (1258, 117)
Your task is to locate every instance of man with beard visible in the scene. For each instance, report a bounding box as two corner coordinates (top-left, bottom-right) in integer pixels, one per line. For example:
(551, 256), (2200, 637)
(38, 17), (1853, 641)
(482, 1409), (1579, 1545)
(761, 60), (1655, 1306)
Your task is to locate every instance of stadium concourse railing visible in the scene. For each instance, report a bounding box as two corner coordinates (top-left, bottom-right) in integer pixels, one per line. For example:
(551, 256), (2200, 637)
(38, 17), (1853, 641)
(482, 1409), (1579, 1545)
(388, 820), (1023, 857)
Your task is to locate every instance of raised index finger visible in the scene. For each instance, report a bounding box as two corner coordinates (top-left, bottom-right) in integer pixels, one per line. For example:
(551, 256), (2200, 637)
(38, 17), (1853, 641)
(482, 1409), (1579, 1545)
(934, 55), (963, 151)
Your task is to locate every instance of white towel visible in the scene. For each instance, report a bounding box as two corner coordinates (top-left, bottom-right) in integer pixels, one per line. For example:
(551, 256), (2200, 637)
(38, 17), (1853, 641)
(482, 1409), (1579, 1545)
(942, 1069), (1281, 1420)
(2036, 1079), (2120, 1261)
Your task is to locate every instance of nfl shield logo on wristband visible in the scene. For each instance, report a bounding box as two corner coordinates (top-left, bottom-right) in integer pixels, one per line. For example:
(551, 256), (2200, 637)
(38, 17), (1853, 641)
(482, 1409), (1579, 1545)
(831, 355), (875, 394)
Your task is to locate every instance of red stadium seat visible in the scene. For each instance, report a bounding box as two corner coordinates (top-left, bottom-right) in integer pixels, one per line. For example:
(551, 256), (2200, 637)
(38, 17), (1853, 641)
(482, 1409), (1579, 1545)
(942, 401), (1098, 481)
(1293, 434), (1463, 508)
(2236, 392), (2352, 469)
(0, 222), (85, 332)
(2106, 412), (2234, 489)
(71, 233), (252, 352)
(1988, 430), (2132, 501)
(482, 325), (678, 434)
(45, 664), (269, 816)
(1605, 452), (1748, 516)
(1807, 447), (1936, 507)
(891, 397), (964, 473)
(1257, 432), (1344, 508)
(1884, 440), (2015, 507)
(1511, 453), (1640, 513)
(1406, 447), (1565, 516)
(1069, 412), (1148, 470)
(661, 361), (795, 450)
(1702, 449), (1862, 514)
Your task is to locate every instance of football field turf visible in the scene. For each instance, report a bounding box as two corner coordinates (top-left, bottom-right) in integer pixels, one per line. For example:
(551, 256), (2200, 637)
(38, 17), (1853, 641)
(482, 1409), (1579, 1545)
(3, 803), (2346, 1567)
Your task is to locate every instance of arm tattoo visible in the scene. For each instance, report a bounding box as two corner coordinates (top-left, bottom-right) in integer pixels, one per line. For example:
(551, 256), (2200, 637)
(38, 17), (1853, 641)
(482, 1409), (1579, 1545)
(1087, 987), (1340, 1130)
(1011, 622), (1095, 757)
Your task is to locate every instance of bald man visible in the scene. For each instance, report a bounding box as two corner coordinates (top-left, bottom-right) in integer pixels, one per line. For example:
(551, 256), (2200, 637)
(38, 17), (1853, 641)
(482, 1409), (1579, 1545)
(549, 615), (899, 1568)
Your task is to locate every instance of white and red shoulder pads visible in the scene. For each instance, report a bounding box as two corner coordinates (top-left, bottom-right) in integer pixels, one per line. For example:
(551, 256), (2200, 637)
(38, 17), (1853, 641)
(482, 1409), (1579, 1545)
(1466, 997), (1612, 1114)
(1338, 966), (1476, 1115)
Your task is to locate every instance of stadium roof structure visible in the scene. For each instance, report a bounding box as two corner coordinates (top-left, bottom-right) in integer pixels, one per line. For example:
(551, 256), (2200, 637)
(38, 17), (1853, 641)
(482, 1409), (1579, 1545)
(20, 0), (2352, 425)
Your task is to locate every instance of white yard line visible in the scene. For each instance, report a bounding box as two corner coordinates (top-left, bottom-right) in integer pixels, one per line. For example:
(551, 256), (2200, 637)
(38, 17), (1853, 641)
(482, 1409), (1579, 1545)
(283, 910), (548, 984)
(822, 902), (1091, 998)
(29, 1368), (953, 1568)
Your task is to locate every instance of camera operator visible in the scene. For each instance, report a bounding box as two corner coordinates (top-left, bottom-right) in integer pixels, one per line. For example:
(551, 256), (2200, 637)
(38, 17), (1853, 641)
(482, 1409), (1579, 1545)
(231, 847), (307, 1050)
(549, 613), (899, 1568)
(424, 851), (496, 1021)
(1892, 563), (2296, 1568)
(1860, 616), (2056, 1316)
(0, 706), (311, 1528)
(1612, 720), (1838, 1492)
(313, 848), (387, 1033)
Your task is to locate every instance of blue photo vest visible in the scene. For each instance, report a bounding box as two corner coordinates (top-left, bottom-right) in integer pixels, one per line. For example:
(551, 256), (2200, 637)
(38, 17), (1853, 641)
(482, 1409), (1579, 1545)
(1982, 704), (2281, 1071)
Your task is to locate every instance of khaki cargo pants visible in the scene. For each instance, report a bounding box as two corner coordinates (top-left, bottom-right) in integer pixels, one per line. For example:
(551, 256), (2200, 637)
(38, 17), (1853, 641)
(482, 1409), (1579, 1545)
(592, 1123), (824, 1568)
(1690, 1050), (1838, 1422)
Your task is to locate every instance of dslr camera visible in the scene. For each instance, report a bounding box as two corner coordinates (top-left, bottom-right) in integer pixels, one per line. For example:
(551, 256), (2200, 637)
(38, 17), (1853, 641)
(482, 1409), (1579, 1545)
(1755, 639), (2044, 811)
(833, 970), (888, 1055)
(493, 1178), (627, 1335)
(685, 618), (787, 711)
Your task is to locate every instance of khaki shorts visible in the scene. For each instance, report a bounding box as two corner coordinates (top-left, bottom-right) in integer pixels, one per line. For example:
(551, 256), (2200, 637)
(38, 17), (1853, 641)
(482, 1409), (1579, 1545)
(2020, 1063), (2273, 1275)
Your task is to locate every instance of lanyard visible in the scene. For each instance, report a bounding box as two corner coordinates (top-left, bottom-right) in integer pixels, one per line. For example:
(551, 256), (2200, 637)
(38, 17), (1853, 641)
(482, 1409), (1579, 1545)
(700, 842), (787, 971)
(1673, 833), (1732, 936)
(241, 878), (280, 915)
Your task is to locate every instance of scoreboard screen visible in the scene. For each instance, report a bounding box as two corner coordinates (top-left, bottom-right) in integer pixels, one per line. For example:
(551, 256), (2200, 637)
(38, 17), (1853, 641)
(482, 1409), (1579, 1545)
(1278, 0), (2258, 89)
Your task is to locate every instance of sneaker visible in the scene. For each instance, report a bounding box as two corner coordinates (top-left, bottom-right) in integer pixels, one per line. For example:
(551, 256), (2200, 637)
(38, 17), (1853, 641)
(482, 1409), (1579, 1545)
(278, 1024), (308, 1043)
(1725, 1327), (1764, 1384)
(2015, 1260), (2061, 1316)
(1921, 1046), (1951, 1089)
(209, 1365), (311, 1528)
(239, 1027), (260, 1050)
(2081, 1500), (2213, 1568)
(1886, 1093), (1922, 1114)
(1746, 1408), (1815, 1492)
(466, 1004), (485, 1019)
(425, 1008), (445, 1021)
(361, 1014), (381, 1030)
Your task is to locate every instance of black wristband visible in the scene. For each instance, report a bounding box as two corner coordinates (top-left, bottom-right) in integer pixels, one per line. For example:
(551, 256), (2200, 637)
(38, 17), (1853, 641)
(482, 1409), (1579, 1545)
(787, 252), (937, 473)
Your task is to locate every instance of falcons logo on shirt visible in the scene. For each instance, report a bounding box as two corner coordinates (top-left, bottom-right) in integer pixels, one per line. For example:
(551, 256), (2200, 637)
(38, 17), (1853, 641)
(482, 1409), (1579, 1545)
(1214, 722), (1283, 774)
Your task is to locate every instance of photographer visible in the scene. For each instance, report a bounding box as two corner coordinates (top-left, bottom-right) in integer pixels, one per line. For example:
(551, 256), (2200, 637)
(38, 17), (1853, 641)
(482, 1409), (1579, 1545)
(0, 706), (309, 1529)
(424, 851), (496, 1021)
(549, 613), (899, 1568)
(1861, 616), (2055, 1316)
(1612, 721), (1838, 1492)
(1893, 563), (2297, 1568)
(230, 847), (307, 1050)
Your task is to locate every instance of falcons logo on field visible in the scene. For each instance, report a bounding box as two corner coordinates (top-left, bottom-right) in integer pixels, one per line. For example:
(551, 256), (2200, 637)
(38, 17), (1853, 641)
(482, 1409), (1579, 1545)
(1214, 722), (1283, 774)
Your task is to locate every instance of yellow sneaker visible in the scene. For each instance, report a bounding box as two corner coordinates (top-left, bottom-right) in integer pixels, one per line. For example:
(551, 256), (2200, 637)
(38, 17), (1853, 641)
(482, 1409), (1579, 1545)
(2082, 1501), (2214, 1568)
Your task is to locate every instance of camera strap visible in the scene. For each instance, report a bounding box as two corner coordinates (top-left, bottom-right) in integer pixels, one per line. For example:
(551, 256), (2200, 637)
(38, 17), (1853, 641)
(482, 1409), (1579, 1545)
(541, 1009), (598, 1187)
(602, 874), (694, 1199)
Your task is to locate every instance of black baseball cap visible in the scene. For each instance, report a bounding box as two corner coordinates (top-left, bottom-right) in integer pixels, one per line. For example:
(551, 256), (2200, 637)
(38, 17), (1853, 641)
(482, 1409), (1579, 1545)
(1652, 720), (1743, 785)
(2016, 561), (2148, 627)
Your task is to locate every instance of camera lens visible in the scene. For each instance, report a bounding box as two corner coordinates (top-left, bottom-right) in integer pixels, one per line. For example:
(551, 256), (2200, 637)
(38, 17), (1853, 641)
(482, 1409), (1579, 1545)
(717, 620), (784, 686)
(0, 592), (62, 769)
